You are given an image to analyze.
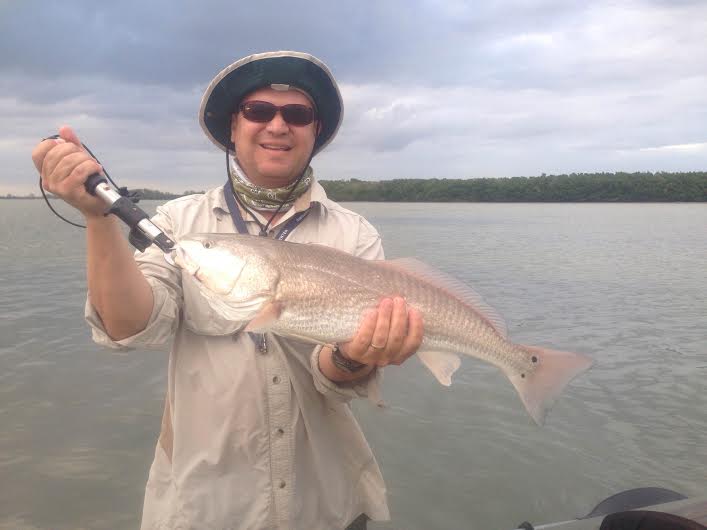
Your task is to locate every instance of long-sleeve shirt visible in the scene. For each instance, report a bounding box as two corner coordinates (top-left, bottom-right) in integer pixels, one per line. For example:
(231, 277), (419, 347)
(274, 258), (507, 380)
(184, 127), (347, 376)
(85, 180), (390, 530)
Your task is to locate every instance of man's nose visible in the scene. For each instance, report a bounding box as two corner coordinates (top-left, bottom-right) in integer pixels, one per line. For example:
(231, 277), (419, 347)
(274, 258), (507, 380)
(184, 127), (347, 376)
(265, 111), (289, 133)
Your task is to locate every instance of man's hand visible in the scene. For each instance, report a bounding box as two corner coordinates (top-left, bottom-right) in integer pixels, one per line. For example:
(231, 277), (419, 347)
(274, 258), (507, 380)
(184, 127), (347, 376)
(31, 125), (107, 219)
(339, 296), (424, 367)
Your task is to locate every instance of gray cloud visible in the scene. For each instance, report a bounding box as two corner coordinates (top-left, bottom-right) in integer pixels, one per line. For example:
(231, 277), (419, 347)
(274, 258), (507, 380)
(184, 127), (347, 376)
(0, 0), (594, 88)
(1, 0), (706, 194)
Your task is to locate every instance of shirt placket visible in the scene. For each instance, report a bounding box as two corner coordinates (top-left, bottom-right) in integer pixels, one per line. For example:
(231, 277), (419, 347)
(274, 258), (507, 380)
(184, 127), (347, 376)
(260, 334), (293, 528)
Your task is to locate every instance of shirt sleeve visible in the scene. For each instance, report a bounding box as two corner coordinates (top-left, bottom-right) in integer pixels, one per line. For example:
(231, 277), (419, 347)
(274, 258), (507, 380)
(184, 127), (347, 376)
(354, 217), (385, 261)
(84, 204), (183, 350)
(309, 214), (386, 404)
(309, 346), (384, 406)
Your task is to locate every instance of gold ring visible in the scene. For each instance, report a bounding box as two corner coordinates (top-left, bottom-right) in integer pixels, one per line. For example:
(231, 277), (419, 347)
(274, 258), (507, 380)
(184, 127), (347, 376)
(369, 343), (386, 351)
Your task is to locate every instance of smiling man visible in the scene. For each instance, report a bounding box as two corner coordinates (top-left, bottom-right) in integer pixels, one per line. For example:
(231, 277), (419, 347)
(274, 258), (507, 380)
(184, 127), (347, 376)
(232, 88), (316, 188)
(31, 51), (423, 530)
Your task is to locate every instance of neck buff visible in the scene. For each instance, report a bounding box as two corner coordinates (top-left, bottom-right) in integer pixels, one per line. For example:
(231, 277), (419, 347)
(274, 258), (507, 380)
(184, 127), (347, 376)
(228, 155), (313, 211)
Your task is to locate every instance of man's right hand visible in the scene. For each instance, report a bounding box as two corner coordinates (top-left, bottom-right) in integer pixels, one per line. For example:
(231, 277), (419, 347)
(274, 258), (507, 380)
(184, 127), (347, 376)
(31, 125), (107, 219)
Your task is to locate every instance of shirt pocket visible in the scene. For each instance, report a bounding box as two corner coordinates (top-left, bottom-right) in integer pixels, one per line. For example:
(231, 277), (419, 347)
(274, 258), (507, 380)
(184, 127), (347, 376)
(181, 271), (245, 336)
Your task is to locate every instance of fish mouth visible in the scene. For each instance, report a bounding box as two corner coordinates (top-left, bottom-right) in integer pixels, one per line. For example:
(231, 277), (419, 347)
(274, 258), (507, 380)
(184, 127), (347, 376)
(172, 246), (200, 276)
(164, 249), (177, 266)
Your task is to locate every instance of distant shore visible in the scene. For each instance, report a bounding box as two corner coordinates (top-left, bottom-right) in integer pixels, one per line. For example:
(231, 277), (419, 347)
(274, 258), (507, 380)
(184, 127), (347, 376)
(4, 171), (706, 202)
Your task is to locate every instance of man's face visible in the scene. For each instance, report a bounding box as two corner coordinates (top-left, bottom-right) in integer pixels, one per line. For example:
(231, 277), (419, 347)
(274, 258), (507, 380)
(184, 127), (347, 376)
(230, 87), (318, 189)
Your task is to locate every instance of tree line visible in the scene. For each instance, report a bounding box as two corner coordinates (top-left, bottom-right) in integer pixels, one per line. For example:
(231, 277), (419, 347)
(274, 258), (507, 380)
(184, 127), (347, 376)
(319, 172), (707, 202)
(5, 172), (704, 201)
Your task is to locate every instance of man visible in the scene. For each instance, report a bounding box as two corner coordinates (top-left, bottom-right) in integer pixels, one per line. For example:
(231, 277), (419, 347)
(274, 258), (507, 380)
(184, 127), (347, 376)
(31, 51), (423, 530)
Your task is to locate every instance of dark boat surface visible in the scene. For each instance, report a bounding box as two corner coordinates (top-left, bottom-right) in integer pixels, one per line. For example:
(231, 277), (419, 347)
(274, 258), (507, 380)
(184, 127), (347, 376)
(512, 488), (707, 529)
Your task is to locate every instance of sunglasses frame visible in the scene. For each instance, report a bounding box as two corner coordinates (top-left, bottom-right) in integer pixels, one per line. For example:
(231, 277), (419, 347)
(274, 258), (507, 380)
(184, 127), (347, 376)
(238, 100), (316, 126)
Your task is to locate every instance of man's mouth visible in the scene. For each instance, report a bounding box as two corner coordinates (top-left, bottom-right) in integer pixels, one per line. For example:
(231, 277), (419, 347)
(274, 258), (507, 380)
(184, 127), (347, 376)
(260, 144), (292, 151)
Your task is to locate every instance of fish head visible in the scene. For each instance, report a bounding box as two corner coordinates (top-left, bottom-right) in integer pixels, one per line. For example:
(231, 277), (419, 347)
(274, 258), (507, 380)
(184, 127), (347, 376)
(175, 236), (250, 296)
(173, 234), (281, 325)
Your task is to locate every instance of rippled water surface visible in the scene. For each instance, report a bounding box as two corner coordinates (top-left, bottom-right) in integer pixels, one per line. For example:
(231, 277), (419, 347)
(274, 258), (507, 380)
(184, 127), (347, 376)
(1, 200), (705, 529)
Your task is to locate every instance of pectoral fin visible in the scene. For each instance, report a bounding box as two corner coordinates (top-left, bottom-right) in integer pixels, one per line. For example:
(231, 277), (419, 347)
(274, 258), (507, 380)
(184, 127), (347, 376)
(244, 302), (283, 332)
(417, 351), (461, 386)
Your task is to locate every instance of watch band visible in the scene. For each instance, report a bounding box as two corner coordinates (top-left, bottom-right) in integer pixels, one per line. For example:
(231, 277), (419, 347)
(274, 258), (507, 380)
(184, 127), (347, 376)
(331, 344), (367, 373)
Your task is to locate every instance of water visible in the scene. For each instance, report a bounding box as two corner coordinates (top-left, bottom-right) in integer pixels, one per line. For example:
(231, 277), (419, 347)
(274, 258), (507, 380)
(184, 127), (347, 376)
(1, 200), (705, 529)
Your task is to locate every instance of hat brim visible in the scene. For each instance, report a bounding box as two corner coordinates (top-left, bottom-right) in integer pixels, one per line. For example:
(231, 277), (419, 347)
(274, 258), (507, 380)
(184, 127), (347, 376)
(199, 51), (343, 156)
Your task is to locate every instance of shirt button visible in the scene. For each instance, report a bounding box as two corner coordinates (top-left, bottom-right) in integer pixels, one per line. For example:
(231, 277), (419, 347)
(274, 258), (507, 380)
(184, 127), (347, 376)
(276, 428), (284, 436)
(279, 480), (286, 489)
(272, 375), (280, 384)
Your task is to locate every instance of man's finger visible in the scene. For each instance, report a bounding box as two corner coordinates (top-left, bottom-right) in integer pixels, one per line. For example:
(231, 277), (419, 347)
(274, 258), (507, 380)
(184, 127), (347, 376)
(393, 307), (424, 365)
(385, 297), (407, 355)
(41, 142), (82, 182)
(59, 125), (83, 148)
(62, 158), (103, 193)
(31, 139), (61, 173)
(50, 151), (93, 184)
(369, 298), (393, 365)
(342, 309), (378, 359)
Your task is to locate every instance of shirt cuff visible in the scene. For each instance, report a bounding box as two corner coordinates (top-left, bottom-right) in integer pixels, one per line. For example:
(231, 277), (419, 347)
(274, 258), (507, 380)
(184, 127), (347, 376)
(84, 278), (179, 350)
(310, 345), (384, 406)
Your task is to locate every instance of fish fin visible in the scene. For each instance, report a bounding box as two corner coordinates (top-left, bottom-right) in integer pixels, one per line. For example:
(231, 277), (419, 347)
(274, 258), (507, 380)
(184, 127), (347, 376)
(506, 345), (593, 426)
(382, 258), (508, 338)
(244, 302), (283, 332)
(199, 290), (269, 323)
(417, 351), (462, 386)
(270, 331), (328, 346)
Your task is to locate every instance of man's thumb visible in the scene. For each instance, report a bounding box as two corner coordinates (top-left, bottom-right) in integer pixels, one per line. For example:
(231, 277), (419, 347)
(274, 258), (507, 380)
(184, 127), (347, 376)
(58, 125), (82, 147)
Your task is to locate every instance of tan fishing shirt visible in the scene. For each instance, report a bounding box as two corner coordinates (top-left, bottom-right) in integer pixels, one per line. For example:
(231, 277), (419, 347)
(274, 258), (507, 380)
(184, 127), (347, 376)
(85, 181), (390, 530)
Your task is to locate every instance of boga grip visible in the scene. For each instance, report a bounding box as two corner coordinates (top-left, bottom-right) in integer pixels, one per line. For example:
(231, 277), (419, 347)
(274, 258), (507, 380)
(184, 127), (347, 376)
(84, 173), (175, 253)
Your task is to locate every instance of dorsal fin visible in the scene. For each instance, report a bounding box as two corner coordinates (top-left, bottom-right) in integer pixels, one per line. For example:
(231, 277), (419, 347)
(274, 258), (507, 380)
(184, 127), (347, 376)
(381, 257), (508, 338)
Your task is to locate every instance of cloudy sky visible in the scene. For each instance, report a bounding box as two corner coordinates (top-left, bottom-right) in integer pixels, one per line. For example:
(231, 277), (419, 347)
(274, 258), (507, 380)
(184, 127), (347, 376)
(2, 0), (706, 194)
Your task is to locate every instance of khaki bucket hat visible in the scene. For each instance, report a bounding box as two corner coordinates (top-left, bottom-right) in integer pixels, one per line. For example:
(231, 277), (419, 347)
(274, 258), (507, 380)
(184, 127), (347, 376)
(199, 51), (344, 156)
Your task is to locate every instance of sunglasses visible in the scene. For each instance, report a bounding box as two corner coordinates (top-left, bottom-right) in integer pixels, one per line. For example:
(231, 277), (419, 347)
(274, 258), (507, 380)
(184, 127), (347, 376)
(238, 100), (316, 126)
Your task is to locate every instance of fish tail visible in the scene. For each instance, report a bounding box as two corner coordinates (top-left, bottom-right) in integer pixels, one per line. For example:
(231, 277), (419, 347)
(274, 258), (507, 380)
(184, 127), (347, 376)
(506, 345), (593, 426)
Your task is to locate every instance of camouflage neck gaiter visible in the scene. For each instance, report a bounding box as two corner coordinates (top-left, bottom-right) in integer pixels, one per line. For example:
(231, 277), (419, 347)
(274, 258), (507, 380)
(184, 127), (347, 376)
(228, 155), (313, 211)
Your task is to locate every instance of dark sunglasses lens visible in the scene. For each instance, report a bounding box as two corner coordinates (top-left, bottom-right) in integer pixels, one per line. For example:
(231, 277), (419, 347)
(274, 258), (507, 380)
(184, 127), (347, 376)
(241, 101), (277, 123)
(281, 104), (314, 126)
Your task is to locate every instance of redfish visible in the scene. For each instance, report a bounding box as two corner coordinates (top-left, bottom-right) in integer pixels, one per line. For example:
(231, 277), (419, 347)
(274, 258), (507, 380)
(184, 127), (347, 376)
(173, 233), (592, 425)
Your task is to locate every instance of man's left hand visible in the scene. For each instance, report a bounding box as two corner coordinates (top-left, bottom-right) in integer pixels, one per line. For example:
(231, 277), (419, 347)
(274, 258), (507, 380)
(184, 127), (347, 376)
(338, 297), (424, 367)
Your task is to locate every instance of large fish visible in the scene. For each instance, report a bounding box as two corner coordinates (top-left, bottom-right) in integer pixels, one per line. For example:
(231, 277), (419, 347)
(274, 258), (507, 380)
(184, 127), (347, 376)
(172, 233), (592, 425)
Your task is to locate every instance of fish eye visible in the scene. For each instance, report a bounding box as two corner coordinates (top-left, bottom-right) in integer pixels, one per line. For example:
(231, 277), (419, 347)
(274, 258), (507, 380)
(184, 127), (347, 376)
(202, 241), (213, 249)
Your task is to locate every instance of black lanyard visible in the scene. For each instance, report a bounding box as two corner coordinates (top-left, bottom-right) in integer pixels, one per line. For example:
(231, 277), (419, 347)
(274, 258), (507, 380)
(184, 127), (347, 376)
(223, 181), (310, 350)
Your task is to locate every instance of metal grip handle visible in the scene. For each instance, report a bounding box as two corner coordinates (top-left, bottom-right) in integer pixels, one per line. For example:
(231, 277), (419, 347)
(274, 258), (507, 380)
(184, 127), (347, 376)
(85, 173), (107, 195)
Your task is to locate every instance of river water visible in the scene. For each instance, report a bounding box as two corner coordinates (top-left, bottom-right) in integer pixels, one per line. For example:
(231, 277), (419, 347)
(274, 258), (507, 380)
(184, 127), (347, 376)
(0, 200), (705, 529)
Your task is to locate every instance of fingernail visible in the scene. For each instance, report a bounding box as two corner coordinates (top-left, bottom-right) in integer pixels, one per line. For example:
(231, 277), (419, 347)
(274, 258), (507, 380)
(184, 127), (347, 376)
(55, 138), (66, 144)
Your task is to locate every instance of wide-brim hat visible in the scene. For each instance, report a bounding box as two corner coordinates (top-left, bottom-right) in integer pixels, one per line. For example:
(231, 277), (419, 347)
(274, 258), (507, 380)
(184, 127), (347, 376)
(199, 51), (343, 156)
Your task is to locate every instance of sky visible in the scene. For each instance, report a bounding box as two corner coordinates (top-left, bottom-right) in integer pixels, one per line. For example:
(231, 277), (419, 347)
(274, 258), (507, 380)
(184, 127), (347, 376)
(1, 0), (706, 195)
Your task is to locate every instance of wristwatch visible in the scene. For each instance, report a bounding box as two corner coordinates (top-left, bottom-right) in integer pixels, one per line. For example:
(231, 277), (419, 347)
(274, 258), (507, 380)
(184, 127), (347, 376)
(330, 344), (367, 373)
